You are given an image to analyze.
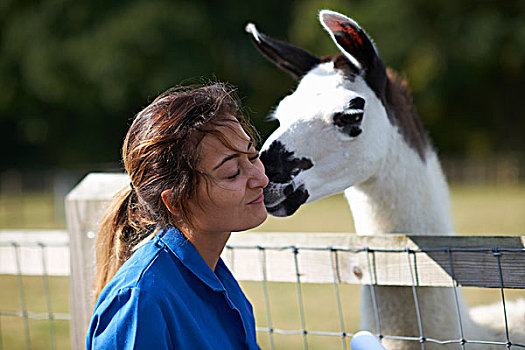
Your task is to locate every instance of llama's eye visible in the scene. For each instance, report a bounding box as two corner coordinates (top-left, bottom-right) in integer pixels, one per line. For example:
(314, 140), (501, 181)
(333, 112), (363, 137)
(333, 112), (363, 127)
(348, 97), (365, 110)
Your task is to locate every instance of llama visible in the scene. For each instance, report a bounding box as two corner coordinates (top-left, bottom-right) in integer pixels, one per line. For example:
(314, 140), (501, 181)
(246, 10), (524, 349)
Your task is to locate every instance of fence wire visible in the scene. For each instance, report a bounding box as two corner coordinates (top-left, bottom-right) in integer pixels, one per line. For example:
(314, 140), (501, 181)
(2, 235), (525, 349)
(226, 244), (525, 349)
(0, 240), (70, 350)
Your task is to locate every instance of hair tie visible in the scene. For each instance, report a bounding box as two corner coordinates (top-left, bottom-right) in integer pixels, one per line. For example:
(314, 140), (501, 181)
(129, 182), (135, 191)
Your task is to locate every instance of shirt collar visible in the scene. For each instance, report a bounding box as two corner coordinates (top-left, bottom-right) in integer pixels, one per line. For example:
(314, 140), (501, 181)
(157, 226), (227, 292)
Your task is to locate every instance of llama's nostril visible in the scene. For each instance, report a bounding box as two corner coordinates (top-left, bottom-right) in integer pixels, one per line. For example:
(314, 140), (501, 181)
(283, 183), (295, 197)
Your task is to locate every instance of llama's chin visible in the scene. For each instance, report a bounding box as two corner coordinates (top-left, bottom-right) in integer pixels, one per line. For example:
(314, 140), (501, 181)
(264, 183), (310, 217)
(265, 205), (290, 217)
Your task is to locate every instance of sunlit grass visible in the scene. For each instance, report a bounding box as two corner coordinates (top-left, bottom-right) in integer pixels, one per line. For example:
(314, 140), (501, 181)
(2, 185), (524, 233)
(450, 184), (525, 234)
(0, 275), (70, 350)
(253, 184), (525, 234)
(0, 192), (63, 229)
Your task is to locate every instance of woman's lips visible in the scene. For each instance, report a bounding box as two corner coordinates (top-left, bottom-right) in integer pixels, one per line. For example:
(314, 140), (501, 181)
(248, 193), (264, 205)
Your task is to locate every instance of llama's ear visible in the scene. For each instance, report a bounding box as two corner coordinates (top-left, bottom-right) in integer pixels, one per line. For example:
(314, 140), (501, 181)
(246, 23), (320, 80)
(319, 10), (387, 95)
(319, 10), (379, 71)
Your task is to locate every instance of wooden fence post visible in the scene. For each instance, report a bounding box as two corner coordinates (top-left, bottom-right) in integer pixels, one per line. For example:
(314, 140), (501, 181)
(66, 173), (129, 350)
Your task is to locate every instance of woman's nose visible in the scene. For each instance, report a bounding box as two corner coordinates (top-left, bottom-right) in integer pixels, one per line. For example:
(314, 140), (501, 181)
(248, 162), (269, 189)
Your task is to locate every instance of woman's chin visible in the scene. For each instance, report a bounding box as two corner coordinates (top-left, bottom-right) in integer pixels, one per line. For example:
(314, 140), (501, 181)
(237, 211), (268, 232)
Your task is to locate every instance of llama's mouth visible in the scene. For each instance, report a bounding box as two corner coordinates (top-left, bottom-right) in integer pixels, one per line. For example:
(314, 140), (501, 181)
(263, 181), (309, 217)
(259, 140), (313, 216)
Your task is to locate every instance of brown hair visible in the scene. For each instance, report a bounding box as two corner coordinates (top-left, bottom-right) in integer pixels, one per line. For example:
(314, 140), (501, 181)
(94, 83), (257, 300)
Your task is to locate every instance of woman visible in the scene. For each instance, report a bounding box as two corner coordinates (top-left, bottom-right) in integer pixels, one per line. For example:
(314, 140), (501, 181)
(87, 83), (268, 349)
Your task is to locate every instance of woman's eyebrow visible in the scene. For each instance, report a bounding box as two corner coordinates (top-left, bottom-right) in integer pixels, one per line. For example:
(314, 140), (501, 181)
(212, 141), (254, 170)
(213, 153), (239, 170)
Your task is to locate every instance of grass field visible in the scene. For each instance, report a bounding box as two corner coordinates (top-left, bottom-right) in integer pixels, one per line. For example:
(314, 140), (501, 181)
(254, 184), (525, 234)
(1, 184), (524, 349)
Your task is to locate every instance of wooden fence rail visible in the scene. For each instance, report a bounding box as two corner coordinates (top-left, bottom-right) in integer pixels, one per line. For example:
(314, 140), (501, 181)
(3, 230), (523, 288)
(0, 230), (69, 275)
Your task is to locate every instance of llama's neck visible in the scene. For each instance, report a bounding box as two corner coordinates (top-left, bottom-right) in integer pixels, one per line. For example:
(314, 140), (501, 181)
(344, 135), (454, 235)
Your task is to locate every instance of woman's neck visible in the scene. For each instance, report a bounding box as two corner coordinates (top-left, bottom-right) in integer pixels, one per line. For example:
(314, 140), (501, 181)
(182, 228), (231, 271)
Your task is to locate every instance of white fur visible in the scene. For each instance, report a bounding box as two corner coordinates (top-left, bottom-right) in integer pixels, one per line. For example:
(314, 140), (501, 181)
(262, 61), (525, 349)
(266, 62), (391, 203)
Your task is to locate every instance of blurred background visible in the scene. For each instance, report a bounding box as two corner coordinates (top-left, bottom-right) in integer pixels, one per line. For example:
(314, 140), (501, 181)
(1, 0), (525, 229)
(1, 1), (525, 349)
(0, 0), (525, 227)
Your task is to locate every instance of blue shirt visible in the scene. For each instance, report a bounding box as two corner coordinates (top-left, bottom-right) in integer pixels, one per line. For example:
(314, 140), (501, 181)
(87, 227), (260, 349)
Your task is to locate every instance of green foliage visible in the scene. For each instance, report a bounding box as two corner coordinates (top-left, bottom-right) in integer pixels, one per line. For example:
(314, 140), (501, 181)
(1, 0), (524, 170)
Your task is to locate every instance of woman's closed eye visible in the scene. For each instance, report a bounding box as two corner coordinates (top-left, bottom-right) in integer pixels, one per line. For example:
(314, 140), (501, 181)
(227, 169), (241, 179)
(249, 152), (260, 162)
(225, 152), (259, 179)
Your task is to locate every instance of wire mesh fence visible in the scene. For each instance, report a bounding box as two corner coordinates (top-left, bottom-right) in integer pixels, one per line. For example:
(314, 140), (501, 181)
(2, 230), (525, 349)
(0, 231), (70, 350)
(223, 233), (525, 349)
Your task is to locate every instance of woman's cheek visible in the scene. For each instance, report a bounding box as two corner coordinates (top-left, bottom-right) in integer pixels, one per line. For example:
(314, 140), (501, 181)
(210, 183), (242, 204)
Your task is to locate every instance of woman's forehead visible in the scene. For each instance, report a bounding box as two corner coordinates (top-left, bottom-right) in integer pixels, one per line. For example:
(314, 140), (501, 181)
(198, 123), (251, 166)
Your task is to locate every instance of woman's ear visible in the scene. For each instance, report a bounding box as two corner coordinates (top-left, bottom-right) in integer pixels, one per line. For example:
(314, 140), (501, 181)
(161, 189), (179, 216)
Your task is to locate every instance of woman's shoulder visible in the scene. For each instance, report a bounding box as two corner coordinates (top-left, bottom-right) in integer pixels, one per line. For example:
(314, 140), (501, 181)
(97, 237), (183, 303)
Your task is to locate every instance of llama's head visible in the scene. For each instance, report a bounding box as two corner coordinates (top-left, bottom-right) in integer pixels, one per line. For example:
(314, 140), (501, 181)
(247, 10), (428, 217)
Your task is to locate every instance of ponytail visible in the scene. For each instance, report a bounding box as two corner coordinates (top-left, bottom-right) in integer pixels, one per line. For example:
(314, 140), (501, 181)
(94, 185), (155, 301)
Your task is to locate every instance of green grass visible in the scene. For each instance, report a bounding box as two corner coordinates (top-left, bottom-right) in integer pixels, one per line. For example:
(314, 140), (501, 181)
(2, 185), (524, 233)
(0, 275), (70, 350)
(253, 184), (525, 234)
(450, 184), (525, 234)
(0, 192), (64, 229)
(1, 184), (524, 349)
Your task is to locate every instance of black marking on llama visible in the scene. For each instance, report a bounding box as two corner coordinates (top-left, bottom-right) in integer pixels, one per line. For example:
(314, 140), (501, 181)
(332, 96), (365, 137)
(260, 141), (313, 184)
(260, 141), (313, 216)
(245, 23), (320, 80)
(263, 182), (310, 216)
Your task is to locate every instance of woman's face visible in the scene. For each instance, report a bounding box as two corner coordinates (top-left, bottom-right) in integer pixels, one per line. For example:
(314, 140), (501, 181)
(187, 121), (269, 235)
